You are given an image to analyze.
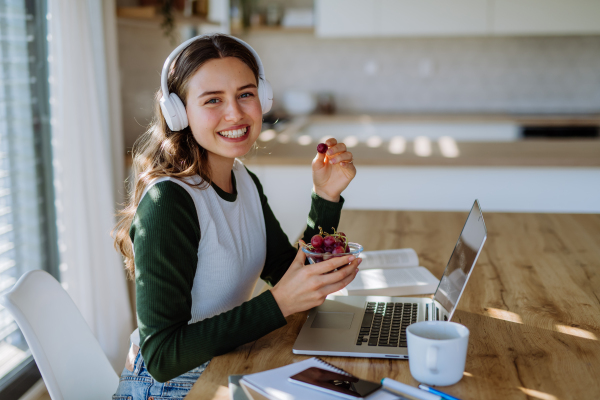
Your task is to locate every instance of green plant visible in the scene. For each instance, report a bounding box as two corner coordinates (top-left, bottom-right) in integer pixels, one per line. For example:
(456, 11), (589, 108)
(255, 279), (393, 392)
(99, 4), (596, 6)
(159, 0), (176, 44)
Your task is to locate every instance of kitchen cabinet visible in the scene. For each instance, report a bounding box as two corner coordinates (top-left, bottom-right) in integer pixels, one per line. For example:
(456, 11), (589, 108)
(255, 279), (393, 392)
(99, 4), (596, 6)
(491, 0), (600, 35)
(379, 0), (489, 36)
(315, 0), (600, 38)
(315, 0), (378, 37)
(316, 0), (489, 38)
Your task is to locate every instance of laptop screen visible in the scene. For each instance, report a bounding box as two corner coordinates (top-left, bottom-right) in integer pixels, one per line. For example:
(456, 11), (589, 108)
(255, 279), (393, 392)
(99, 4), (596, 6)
(433, 200), (487, 319)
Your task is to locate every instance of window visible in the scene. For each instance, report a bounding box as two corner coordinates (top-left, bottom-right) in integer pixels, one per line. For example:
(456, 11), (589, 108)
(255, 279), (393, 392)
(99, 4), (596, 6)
(0, 0), (59, 397)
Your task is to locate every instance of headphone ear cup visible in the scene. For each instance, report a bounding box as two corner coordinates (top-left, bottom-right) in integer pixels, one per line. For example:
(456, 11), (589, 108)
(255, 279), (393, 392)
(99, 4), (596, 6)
(160, 93), (188, 131)
(258, 78), (273, 114)
(170, 93), (188, 131)
(160, 95), (177, 131)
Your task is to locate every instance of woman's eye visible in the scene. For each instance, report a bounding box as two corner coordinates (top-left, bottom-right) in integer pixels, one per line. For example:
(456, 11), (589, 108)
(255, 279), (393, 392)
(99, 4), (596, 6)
(205, 98), (220, 104)
(240, 92), (254, 99)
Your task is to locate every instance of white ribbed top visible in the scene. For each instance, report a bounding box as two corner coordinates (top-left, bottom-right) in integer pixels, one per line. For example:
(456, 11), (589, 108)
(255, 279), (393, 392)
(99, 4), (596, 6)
(131, 159), (266, 344)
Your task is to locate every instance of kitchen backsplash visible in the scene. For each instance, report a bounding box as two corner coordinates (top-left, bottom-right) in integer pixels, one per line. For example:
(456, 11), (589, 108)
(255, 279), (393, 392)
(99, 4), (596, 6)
(118, 22), (600, 148)
(246, 32), (600, 115)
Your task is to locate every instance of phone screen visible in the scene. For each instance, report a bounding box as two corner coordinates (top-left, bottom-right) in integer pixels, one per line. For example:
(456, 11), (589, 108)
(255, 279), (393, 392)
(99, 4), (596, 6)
(289, 367), (382, 399)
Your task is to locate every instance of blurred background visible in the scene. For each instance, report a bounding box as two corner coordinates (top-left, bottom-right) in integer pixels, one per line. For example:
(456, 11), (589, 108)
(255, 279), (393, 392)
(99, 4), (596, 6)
(118, 0), (600, 239)
(1, 0), (599, 398)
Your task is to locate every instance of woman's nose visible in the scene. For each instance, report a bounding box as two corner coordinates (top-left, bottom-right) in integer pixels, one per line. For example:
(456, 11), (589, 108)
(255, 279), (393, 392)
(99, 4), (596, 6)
(223, 99), (243, 122)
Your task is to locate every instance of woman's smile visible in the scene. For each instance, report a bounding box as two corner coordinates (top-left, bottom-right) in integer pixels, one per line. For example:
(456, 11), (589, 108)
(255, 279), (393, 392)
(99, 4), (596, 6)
(217, 124), (251, 141)
(185, 57), (262, 162)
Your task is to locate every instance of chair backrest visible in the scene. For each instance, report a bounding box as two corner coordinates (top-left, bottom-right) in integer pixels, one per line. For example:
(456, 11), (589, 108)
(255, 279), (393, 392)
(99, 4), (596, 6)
(1, 270), (119, 400)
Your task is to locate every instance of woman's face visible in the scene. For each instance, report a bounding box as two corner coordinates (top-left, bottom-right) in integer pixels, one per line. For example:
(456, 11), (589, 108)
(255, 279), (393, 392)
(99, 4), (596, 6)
(185, 57), (262, 163)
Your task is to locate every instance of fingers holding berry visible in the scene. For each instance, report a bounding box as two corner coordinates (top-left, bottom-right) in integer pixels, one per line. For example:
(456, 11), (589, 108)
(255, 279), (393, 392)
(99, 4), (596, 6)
(329, 151), (353, 165)
(324, 137), (338, 147)
(326, 142), (347, 158)
(312, 139), (356, 202)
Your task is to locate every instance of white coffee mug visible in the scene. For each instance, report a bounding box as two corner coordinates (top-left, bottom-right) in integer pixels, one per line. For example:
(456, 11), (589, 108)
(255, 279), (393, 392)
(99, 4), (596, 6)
(406, 321), (469, 386)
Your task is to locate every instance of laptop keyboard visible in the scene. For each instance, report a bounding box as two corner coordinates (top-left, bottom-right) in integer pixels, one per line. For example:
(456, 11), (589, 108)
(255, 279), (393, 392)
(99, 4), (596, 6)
(356, 302), (418, 347)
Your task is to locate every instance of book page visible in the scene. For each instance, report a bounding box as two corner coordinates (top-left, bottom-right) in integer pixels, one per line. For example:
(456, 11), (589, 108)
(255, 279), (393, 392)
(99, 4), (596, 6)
(358, 248), (419, 269)
(344, 266), (440, 297)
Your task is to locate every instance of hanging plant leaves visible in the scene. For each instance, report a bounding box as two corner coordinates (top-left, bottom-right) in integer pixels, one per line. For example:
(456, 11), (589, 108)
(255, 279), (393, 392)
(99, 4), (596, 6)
(160, 0), (176, 44)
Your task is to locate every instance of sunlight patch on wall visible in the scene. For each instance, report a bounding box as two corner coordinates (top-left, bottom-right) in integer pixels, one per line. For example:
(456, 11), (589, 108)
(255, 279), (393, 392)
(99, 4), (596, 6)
(277, 132), (292, 143)
(388, 136), (406, 154)
(297, 135), (312, 145)
(414, 136), (432, 157)
(344, 135), (359, 148)
(366, 135), (383, 148)
(259, 129), (277, 142)
(438, 136), (460, 158)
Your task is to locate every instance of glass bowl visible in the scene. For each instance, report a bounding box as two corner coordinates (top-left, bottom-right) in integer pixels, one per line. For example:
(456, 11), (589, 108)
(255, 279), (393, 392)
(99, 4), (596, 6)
(302, 242), (363, 264)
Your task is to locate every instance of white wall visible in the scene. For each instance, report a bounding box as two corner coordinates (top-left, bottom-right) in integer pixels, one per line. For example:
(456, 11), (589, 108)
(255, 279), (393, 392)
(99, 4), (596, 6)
(246, 164), (600, 240)
(244, 33), (600, 115)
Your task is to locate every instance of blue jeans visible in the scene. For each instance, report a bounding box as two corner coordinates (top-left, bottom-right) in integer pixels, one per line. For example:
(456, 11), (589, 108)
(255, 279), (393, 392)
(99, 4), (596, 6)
(113, 350), (210, 400)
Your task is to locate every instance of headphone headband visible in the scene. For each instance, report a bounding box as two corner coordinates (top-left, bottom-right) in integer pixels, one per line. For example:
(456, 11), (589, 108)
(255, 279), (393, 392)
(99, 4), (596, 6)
(161, 34), (267, 98)
(159, 34), (273, 131)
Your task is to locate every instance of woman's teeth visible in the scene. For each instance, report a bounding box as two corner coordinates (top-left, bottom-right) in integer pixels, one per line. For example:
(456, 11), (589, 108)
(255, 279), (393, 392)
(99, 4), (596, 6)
(219, 127), (247, 138)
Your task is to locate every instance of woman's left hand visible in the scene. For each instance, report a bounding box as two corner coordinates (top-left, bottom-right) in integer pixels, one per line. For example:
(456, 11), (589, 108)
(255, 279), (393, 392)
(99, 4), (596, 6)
(312, 138), (356, 202)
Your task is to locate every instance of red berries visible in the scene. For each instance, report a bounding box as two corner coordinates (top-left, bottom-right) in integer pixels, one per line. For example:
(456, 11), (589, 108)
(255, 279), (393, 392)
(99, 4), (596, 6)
(311, 235), (324, 248)
(323, 235), (336, 247)
(303, 227), (350, 263)
(332, 246), (345, 255)
(317, 143), (328, 154)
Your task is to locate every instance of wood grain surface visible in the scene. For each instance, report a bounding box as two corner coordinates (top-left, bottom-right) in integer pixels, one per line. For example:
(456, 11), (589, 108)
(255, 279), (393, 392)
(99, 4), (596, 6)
(186, 210), (600, 400)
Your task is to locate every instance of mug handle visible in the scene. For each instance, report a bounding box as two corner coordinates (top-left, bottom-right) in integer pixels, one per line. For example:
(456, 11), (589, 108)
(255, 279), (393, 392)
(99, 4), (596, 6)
(426, 346), (439, 374)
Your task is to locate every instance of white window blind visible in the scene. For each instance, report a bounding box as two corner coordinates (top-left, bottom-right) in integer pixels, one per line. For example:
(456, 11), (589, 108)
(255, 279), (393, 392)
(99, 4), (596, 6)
(0, 0), (58, 386)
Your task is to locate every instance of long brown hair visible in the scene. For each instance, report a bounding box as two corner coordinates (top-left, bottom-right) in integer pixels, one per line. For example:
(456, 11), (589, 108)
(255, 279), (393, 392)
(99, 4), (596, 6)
(113, 34), (259, 278)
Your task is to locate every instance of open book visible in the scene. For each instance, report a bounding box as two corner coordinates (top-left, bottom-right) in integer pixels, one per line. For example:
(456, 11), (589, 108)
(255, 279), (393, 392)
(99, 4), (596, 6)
(335, 249), (440, 297)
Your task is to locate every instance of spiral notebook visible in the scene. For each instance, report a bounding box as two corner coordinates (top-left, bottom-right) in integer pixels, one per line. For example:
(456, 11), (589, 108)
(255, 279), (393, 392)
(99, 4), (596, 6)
(239, 357), (400, 400)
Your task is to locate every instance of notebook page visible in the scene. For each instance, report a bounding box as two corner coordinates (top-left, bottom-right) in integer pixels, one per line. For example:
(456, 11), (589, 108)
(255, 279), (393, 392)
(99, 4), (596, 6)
(358, 249), (419, 270)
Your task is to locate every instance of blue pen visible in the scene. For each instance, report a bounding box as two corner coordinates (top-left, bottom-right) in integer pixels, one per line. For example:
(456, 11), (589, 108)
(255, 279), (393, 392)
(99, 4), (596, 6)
(418, 384), (462, 400)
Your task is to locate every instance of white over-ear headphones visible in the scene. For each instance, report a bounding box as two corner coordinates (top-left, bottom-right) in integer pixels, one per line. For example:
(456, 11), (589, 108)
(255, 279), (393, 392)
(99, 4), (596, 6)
(159, 34), (273, 132)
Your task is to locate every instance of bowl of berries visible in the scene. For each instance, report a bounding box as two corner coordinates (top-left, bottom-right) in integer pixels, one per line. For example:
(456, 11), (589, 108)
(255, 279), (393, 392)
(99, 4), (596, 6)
(301, 227), (363, 264)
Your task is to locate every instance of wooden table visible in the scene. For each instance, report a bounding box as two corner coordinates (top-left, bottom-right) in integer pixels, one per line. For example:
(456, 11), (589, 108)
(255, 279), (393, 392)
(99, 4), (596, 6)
(187, 210), (600, 400)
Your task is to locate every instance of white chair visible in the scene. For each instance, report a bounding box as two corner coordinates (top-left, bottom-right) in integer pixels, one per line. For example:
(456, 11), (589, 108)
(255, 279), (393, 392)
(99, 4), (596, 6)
(1, 270), (119, 399)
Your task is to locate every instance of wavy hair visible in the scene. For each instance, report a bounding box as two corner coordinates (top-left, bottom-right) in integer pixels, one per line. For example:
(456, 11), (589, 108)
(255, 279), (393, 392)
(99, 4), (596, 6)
(113, 34), (259, 278)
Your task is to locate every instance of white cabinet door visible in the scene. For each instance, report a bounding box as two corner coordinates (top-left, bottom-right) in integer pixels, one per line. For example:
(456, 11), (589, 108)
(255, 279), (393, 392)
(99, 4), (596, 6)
(317, 0), (600, 37)
(315, 0), (378, 37)
(492, 0), (600, 35)
(379, 0), (490, 36)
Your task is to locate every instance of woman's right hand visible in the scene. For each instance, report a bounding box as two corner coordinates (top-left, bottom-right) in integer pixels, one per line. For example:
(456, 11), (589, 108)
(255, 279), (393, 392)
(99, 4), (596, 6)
(270, 242), (361, 318)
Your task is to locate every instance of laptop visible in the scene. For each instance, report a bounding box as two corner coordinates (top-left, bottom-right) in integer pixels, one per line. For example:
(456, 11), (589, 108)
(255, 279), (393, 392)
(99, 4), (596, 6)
(293, 200), (487, 359)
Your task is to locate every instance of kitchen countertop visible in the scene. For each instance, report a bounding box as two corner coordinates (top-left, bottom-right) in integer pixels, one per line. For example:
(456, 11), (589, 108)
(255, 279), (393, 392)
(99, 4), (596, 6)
(124, 114), (600, 168)
(303, 113), (600, 126)
(242, 114), (600, 167)
(243, 139), (600, 167)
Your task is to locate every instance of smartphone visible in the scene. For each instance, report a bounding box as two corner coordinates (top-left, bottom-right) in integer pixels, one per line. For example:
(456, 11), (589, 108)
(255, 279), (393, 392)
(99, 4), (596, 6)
(288, 367), (382, 399)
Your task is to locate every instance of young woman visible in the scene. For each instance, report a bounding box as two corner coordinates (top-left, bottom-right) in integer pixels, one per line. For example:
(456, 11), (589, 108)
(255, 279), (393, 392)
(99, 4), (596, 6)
(112, 34), (359, 399)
